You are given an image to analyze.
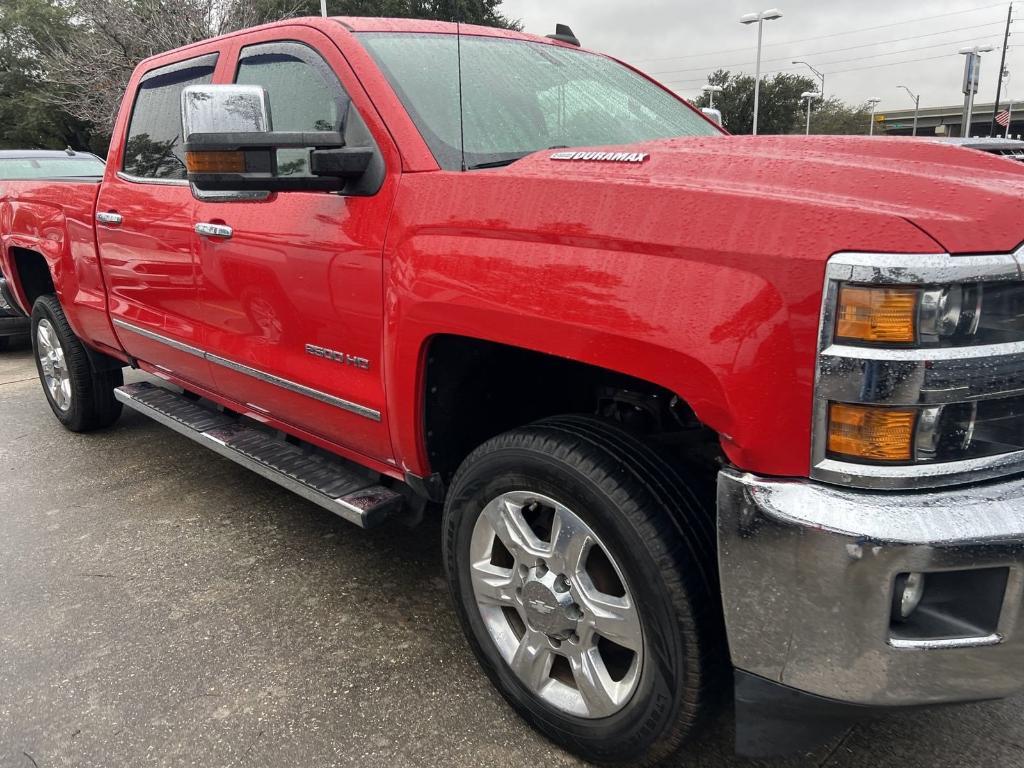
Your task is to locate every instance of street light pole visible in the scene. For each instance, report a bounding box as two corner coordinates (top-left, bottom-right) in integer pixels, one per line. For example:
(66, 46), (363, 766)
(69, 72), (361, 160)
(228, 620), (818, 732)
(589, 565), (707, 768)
(959, 45), (996, 138)
(793, 60), (825, 99)
(867, 98), (881, 135)
(801, 91), (819, 135)
(702, 85), (724, 109)
(320, 0), (327, 17)
(897, 85), (921, 136)
(740, 9), (783, 135)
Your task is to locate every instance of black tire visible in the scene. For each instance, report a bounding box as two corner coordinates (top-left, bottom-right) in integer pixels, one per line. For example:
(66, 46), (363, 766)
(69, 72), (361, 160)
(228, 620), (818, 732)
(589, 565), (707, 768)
(0, 336), (9, 352)
(31, 294), (123, 432)
(443, 416), (723, 766)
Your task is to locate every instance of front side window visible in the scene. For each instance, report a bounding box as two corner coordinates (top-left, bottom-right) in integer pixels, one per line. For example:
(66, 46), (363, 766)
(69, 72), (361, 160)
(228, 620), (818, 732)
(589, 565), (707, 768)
(235, 42), (350, 178)
(123, 54), (218, 180)
(358, 33), (720, 170)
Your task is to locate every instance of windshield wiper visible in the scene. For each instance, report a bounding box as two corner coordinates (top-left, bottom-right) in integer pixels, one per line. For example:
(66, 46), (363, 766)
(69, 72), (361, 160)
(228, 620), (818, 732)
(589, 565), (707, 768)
(466, 154), (531, 170)
(466, 146), (572, 171)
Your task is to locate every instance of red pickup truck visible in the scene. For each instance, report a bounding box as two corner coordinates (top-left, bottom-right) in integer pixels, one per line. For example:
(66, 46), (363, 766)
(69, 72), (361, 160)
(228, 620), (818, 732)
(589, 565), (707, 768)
(4, 16), (1024, 765)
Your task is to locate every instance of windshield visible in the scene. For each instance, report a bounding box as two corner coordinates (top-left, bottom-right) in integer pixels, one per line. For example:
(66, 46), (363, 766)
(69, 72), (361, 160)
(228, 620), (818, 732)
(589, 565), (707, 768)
(0, 156), (105, 179)
(358, 33), (719, 170)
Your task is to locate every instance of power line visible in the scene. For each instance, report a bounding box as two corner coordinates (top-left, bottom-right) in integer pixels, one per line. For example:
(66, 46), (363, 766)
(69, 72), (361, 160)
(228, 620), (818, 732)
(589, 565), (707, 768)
(629, 2), (1009, 64)
(646, 22), (1005, 75)
(663, 51), (979, 89)
(648, 33), (1005, 76)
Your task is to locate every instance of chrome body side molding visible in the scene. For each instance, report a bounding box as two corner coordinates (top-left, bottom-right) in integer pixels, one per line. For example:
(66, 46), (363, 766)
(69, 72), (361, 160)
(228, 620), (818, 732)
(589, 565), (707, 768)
(111, 318), (380, 421)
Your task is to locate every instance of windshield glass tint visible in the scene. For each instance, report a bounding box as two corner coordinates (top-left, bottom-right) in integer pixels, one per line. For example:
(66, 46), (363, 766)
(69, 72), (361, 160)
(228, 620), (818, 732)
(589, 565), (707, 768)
(358, 33), (718, 170)
(0, 157), (105, 179)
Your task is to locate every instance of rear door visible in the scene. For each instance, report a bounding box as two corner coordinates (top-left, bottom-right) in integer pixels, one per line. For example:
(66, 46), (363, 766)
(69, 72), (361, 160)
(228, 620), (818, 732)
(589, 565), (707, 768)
(97, 54), (219, 388)
(192, 27), (400, 462)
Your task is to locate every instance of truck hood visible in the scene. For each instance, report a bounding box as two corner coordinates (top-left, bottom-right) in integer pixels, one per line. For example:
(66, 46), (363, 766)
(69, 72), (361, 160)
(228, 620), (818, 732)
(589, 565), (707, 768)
(511, 135), (1024, 255)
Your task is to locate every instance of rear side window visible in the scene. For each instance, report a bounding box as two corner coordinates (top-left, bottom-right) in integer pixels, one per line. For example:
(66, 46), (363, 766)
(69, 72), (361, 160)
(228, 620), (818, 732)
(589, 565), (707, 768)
(123, 54), (218, 180)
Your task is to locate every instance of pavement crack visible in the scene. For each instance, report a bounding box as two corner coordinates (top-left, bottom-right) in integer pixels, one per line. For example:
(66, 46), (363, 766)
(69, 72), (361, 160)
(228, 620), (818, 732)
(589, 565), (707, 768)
(817, 725), (856, 768)
(244, 730), (264, 756)
(1, 377), (37, 387)
(22, 751), (40, 768)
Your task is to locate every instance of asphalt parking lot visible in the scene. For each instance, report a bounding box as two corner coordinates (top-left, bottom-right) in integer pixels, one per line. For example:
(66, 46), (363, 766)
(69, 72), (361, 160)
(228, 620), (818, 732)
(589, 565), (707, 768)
(2, 338), (1023, 768)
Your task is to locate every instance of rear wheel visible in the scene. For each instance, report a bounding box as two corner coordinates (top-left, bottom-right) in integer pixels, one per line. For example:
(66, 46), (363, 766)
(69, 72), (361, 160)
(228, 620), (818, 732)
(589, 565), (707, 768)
(31, 295), (123, 432)
(443, 416), (721, 766)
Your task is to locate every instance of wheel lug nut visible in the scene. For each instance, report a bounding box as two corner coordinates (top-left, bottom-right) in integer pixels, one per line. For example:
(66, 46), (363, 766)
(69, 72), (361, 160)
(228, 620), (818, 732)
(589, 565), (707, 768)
(568, 631), (579, 644)
(554, 575), (571, 593)
(536, 561), (547, 577)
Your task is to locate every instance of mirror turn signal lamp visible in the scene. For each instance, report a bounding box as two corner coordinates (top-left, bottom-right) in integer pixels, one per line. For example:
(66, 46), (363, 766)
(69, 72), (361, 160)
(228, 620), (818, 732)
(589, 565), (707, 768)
(835, 285), (918, 344)
(827, 403), (917, 462)
(184, 150), (246, 174)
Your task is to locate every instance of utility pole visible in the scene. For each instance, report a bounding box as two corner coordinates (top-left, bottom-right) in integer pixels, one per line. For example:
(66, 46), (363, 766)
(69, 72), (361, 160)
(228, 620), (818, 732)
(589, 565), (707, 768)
(320, 0), (328, 17)
(990, 3), (1013, 136)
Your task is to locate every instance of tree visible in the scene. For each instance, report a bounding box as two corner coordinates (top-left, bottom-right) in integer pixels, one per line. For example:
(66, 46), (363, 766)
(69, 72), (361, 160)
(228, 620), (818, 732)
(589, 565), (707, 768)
(692, 69), (877, 136)
(809, 98), (876, 135)
(0, 0), (98, 151)
(41, 0), (308, 141)
(693, 69), (817, 135)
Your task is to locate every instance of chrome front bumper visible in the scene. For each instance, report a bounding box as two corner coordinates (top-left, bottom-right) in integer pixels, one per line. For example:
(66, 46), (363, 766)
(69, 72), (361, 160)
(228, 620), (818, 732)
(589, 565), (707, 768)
(717, 468), (1024, 706)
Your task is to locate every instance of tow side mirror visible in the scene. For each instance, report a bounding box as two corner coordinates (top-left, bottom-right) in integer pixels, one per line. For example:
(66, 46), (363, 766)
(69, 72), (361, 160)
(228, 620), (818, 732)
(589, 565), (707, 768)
(701, 107), (723, 127)
(180, 84), (373, 193)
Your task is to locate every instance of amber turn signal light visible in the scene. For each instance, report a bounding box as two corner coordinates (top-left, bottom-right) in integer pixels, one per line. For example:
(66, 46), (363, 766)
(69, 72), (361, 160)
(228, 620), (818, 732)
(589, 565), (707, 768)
(835, 285), (918, 344)
(184, 150), (246, 174)
(827, 403), (917, 461)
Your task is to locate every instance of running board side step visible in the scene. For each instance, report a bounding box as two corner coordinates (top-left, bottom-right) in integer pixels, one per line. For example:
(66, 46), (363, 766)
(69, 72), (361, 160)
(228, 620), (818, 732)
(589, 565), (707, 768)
(114, 382), (403, 528)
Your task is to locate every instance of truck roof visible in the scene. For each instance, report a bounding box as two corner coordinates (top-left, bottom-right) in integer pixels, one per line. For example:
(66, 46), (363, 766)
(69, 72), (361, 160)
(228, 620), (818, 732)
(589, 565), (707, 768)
(332, 16), (551, 44)
(134, 16), (584, 71)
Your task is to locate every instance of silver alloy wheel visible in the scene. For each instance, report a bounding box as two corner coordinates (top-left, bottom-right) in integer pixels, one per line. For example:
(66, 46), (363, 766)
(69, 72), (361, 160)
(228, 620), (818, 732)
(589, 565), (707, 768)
(37, 318), (71, 412)
(470, 490), (643, 718)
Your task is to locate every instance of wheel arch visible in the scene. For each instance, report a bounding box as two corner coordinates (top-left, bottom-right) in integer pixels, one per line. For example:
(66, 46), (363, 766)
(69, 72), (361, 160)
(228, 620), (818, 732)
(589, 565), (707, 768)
(408, 332), (728, 488)
(8, 246), (57, 313)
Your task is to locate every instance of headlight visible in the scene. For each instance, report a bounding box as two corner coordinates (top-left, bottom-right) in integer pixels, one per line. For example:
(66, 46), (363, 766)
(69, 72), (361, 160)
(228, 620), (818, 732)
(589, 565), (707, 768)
(814, 252), (1024, 489)
(836, 285), (918, 344)
(825, 399), (1024, 466)
(832, 280), (1023, 347)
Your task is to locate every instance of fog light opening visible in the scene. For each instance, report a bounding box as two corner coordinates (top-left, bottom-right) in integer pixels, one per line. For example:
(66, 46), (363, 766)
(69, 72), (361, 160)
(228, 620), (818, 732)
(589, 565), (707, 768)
(892, 572), (927, 622)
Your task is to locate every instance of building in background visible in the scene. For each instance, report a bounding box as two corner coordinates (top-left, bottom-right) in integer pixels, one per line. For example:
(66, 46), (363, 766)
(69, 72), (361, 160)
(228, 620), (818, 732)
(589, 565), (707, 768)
(879, 102), (1024, 138)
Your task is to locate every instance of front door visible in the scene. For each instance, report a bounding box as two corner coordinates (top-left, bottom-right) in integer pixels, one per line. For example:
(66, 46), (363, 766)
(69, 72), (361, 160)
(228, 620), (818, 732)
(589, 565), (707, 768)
(192, 29), (399, 462)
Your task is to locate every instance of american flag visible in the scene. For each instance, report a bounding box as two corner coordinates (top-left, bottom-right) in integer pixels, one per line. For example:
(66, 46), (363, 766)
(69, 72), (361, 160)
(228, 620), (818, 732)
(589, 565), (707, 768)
(996, 110), (1012, 128)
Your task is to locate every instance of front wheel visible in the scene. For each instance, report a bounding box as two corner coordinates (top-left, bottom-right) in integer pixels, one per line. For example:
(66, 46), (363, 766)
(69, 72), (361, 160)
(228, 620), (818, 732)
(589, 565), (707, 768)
(443, 416), (722, 766)
(31, 295), (123, 432)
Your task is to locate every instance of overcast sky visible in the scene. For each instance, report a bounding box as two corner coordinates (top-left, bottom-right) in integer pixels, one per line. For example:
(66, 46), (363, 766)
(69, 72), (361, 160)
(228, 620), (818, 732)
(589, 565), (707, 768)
(501, 0), (1020, 114)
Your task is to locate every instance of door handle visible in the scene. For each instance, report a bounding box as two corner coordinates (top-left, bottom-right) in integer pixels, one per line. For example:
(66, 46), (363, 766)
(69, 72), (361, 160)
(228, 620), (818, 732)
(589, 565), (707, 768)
(195, 222), (233, 239)
(96, 211), (123, 225)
